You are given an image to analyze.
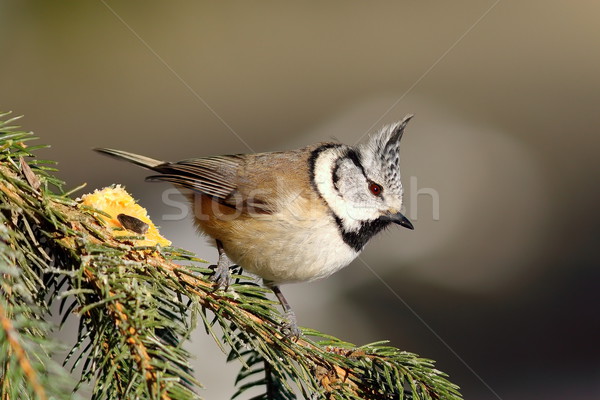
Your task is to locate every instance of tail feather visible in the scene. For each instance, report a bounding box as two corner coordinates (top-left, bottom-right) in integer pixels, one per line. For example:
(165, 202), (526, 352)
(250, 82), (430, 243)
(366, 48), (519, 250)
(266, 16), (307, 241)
(94, 148), (165, 170)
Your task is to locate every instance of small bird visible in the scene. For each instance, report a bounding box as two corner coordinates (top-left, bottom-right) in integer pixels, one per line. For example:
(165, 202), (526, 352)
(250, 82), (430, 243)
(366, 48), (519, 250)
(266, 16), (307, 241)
(95, 115), (414, 337)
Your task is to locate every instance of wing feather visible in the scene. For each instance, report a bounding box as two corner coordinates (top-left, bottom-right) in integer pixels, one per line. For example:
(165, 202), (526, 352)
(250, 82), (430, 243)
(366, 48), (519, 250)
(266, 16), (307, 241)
(147, 155), (241, 200)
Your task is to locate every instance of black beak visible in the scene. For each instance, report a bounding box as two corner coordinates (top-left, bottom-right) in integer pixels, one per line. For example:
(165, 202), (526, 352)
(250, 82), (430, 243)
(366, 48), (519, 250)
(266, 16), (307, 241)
(383, 212), (414, 230)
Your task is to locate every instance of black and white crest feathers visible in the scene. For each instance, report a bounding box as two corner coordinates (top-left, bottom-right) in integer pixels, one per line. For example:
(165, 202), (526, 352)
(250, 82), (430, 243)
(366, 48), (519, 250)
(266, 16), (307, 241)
(358, 114), (412, 196)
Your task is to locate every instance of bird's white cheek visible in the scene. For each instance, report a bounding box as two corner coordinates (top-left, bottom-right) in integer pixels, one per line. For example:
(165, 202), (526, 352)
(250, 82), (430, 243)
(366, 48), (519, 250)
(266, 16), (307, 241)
(325, 200), (379, 234)
(339, 202), (380, 223)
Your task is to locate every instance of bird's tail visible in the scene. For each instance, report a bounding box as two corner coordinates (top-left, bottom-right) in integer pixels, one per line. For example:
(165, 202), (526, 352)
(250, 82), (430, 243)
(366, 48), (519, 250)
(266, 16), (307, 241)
(94, 148), (165, 170)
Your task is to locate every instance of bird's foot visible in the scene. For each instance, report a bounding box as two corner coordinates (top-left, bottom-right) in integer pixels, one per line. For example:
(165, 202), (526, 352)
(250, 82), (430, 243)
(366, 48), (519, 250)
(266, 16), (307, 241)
(267, 283), (301, 340)
(209, 260), (233, 291)
(209, 263), (231, 290)
(280, 310), (301, 340)
(209, 240), (233, 290)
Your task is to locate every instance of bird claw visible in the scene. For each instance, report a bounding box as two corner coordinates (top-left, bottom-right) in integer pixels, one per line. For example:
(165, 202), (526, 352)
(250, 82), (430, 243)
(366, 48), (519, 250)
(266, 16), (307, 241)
(209, 240), (233, 290)
(267, 284), (301, 340)
(280, 310), (301, 340)
(209, 261), (231, 290)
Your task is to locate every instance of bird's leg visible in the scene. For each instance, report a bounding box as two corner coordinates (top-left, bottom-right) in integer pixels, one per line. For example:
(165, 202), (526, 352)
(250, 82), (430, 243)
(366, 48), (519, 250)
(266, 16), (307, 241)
(268, 283), (301, 339)
(209, 239), (233, 290)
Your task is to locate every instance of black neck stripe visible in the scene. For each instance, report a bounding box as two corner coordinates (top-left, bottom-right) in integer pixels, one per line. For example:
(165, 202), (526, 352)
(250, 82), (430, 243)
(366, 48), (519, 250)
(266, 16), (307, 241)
(308, 143), (344, 195)
(333, 215), (392, 252)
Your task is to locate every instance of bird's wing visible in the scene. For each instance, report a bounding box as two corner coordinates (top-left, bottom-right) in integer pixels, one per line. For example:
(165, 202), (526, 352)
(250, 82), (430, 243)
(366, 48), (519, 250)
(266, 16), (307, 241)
(147, 155), (242, 201)
(148, 154), (287, 214)
(148, 144), (322, 214)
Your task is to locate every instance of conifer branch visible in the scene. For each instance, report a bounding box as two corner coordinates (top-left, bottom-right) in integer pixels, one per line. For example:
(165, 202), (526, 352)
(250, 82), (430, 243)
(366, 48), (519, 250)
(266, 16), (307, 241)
(0, 112), (463, 399)
(0, 114), (74, 400)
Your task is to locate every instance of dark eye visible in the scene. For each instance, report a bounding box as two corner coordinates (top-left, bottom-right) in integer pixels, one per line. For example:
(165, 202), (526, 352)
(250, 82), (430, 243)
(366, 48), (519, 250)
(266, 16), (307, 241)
(368, 182), (383, 196)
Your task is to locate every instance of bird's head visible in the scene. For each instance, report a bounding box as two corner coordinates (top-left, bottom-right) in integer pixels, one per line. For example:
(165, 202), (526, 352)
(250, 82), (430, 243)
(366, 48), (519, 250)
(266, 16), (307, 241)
(311, 115), (414, 251)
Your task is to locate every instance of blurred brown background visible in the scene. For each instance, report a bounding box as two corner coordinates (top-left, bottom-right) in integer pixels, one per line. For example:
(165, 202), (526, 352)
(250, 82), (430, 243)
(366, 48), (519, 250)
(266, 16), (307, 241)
(1, 1), (599, 399)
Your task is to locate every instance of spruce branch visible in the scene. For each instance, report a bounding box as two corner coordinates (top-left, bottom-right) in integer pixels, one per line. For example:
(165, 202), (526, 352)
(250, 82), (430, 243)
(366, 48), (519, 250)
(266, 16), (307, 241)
(0, 112), (463, 399)
(0, 114), (74, 400)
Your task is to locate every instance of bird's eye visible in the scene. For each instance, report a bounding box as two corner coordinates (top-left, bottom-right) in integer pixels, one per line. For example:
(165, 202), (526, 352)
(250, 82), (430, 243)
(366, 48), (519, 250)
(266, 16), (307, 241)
(368, 182), (383, 196)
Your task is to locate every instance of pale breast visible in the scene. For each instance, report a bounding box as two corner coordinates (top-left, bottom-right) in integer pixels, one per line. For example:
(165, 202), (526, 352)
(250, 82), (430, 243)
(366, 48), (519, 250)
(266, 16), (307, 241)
(194, 191), (359, 284)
